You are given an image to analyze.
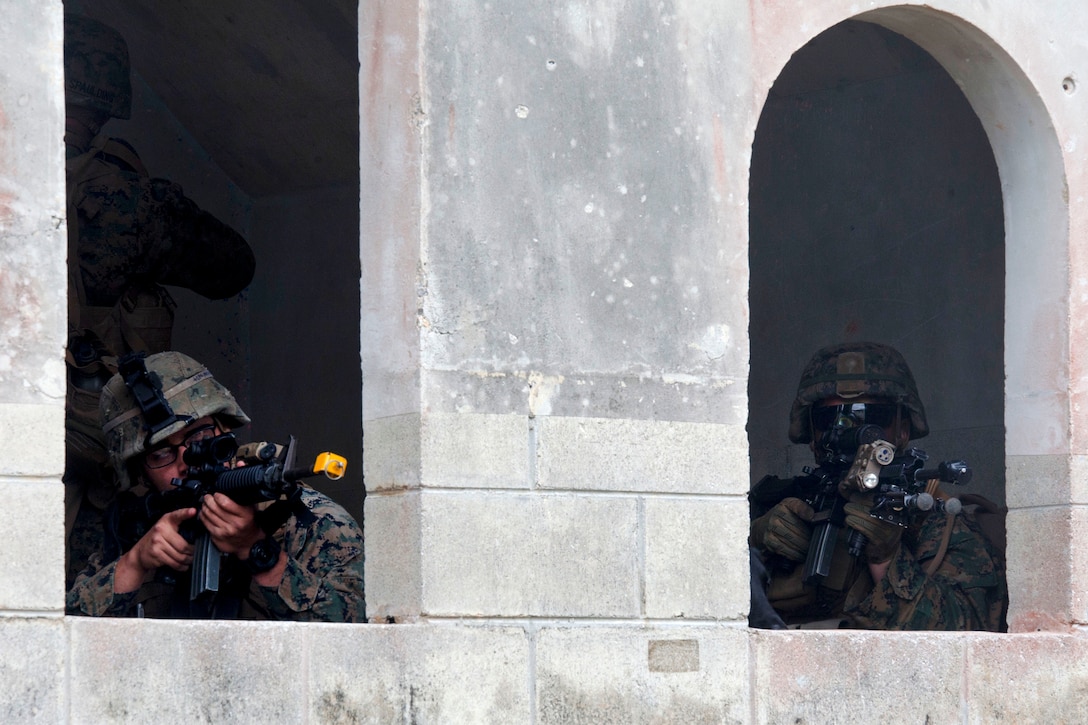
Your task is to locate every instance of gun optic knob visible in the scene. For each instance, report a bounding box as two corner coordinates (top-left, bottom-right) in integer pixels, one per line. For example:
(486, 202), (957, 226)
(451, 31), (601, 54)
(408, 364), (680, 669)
(938, 497), (963, 515)
(905, 492), (934, 511)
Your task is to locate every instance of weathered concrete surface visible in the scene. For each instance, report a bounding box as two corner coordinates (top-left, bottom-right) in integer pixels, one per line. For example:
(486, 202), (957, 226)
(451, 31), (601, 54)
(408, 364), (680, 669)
(644, 497), (750, 620)
(419, 491), (641, 617)
(307, 622), (531, 723)
(0, 0), (67, 622)
(753, 630), (1088, 724)
(0, 477), (64, 611)
(69, 620), (531, 723)
(59, 620), (1088, 723)
(0, 618), (65, 723)
(967, 634), (1088, 723)
(536, 625), (750, 724)
(0, 403), (65, 478)
(0, 0), (67, 407)
(420, 412), (531, 489)
(752, 630), (968, 723)
(70, 619), (310, 721)
(537, 418), (749, 494)
(412, 1), (752, 425)
(4, 0), (1088, 722)
(365, 489), (423, 621)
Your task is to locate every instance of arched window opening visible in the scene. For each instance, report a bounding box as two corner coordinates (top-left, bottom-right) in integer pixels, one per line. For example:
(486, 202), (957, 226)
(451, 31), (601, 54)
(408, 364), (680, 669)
(748, 19), (1006, 630)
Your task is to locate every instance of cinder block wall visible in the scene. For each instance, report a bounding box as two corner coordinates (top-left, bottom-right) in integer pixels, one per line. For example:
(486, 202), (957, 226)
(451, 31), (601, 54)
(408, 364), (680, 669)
(2, 0), (1087, 721)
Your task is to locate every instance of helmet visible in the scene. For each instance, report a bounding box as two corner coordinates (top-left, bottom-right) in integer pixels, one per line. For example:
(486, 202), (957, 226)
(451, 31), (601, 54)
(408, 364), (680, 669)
(788, 341), (928, 444)
(63, 14), (132, 120)
(99, 351), (250, 490)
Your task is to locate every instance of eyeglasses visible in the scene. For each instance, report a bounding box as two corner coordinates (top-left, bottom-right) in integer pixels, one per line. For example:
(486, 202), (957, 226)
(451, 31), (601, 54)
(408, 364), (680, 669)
(144, 423), (218, 469)
(810, 403), (901, 433)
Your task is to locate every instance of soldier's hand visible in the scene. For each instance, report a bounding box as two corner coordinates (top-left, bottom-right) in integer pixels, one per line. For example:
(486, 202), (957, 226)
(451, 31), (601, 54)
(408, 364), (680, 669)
(200, 492), (263, 558)
(115, 508), (197, 593)
(751, 497), (815, 562)
(844, 495), (903, 564)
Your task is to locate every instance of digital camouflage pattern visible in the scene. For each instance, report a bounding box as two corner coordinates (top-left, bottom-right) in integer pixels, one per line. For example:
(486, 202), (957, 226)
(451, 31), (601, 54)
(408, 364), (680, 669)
(67, 486), (367, 622)
(788, 341), (929, 444)
(66, 348), (249, 585)
(64, 14), (132, 119)
(98, 351), (250, 491)
(754, 502), (1005, 631)
(847, 507), (1005, 630)
(68, 139), (256, 310)
(753, 340), (1006, 631)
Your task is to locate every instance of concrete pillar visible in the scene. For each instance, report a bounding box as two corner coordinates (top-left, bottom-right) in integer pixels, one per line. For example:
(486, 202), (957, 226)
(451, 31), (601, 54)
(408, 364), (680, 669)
(0, 2), (67, 720)
(0, 0), (67, 615)
(360, 0), (755, 623)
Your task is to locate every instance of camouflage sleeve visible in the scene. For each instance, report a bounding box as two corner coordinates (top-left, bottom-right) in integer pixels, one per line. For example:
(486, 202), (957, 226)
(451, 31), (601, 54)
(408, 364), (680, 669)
(248, 488), (366, 623)
(65, 553), (140, 617)
(143, 178), (256, 300)
(72, 145), (255, 305)
(845, 511), (1004, 631)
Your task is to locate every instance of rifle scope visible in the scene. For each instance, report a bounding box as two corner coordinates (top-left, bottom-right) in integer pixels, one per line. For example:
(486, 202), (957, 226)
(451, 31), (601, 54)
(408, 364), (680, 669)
(183, 433), (238, 468)
(816, 423), (885, 460)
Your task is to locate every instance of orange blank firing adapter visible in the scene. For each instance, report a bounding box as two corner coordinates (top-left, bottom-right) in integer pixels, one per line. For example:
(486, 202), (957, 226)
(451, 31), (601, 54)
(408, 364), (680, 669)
(313, 452), (347, 480)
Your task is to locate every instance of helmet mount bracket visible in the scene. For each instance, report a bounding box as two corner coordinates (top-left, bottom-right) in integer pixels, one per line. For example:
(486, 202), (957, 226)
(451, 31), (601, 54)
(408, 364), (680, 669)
(117, 352), (189, 445)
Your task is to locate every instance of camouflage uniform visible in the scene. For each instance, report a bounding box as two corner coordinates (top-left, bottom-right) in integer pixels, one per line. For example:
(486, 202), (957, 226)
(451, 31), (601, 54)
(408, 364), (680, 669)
(757, 504), (1005, 630)
(63, 14), (255, 587)
(846, 507), (1003, 629)
(65, 351), (366, 622)
(67, 484), (366, 622)
(751, 341), (1007, 631)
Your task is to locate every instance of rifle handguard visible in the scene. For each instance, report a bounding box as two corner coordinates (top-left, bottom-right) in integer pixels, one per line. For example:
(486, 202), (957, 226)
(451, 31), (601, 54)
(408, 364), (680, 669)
(171, 433), (347, 606)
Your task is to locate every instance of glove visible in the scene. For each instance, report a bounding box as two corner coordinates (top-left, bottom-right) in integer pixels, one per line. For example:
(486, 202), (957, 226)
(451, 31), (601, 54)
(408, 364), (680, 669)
(751, 497), (815, 562)
(843, 495), (903, 564)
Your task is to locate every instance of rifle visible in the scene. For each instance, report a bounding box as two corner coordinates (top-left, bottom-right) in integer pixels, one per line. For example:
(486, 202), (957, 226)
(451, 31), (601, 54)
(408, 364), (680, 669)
(116, 434), (347, 603)
(180, 433), (347, 602)
(751, 423), (971, 586)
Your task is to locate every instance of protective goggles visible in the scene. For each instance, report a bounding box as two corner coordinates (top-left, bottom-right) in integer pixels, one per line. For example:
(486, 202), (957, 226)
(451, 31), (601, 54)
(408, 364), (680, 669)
(810, 402), (901, 433)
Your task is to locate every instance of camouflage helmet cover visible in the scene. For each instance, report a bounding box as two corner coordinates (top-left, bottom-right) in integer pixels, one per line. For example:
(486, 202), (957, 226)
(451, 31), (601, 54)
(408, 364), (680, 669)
(788, 341), (928, 444)
(99, 351), (250, 490)
(64, 14), (132, 120)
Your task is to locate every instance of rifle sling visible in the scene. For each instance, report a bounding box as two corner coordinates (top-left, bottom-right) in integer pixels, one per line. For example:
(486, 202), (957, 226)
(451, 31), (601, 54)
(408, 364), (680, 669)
(923, 479), (955, 577)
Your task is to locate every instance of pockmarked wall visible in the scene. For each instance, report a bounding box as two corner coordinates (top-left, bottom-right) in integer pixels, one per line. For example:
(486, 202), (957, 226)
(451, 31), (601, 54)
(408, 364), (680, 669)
(1, 1), (1087, 722)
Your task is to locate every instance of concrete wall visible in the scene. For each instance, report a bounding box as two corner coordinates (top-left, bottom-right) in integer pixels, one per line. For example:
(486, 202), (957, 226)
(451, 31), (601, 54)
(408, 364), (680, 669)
(2, 0), (1088, 722)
